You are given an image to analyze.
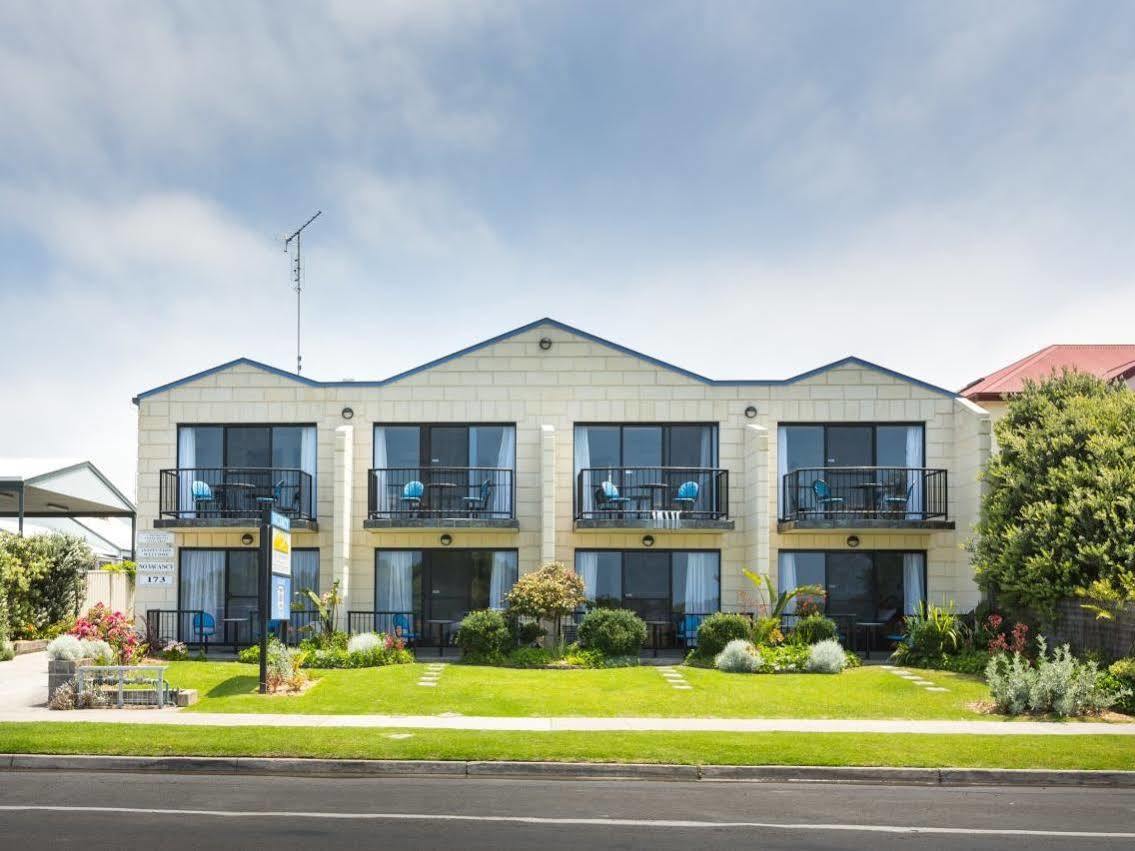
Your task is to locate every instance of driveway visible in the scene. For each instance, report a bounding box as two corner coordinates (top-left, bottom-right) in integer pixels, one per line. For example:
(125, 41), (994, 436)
(0, 652), (46, 710)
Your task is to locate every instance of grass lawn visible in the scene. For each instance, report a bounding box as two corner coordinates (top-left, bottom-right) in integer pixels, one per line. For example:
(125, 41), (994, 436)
(1, 722), (1133, 769)
(164, 661), (997, 720)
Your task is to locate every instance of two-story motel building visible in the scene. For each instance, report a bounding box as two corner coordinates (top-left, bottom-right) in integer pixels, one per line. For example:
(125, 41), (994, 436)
(133, 318), (991, 649)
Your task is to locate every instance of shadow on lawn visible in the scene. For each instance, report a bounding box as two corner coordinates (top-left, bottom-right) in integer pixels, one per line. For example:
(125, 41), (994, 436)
(205, 675), (261, 697)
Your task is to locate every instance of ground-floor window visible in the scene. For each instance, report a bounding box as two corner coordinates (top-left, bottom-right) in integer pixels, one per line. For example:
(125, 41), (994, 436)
(374, 549), (519, 626)
(777, 550), (926, 625)
(179, 548), (320, 644)
(574, 550), (720, 621)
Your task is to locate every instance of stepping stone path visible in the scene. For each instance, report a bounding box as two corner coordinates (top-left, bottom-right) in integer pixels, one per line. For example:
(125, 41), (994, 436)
(887, 667), (948, 693)
(417, 663), (445, 688)
(658, 666), (693, 691)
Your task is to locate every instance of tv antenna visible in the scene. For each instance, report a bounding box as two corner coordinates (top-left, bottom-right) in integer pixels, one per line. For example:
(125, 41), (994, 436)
(283, 210), (322, 375)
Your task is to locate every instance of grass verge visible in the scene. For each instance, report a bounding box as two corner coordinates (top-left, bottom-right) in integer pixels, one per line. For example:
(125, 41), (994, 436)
(0, 723), (1133, 770)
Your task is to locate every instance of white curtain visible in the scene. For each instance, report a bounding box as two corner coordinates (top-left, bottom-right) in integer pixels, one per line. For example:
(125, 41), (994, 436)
(903, 553), (925, 616)
(697, 427), (713, 513)
(683, 552), (719, 613)
(180, 550), (225, 630)
(576, 551), (599, 601)
(906, 426), (923, 518)
(376, 551), (414, 612)
(778, 551), (798, 614)
(292, 550), (319, 597)
(489, 551), (518, 609)
(494, 427), (515, 516)
(373, 427), (390, 514)
(574, 427), (592, 514)
(178, 427), (197, 518)
(301, 427), (317, 518)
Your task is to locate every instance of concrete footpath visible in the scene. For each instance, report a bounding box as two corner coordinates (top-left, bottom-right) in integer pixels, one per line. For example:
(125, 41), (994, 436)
(1, 708), (1134, 735)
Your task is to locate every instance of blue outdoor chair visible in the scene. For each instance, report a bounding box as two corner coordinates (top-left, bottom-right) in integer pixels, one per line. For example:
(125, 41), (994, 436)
(392, 613), (418, 644)
(883, 481), (916, 516)
(811, 479), (845, 514)
(190, 480), (215, 515)
(462, 478), (494, 516)
(273, 478), (300, 513)
(190, 611), (216, 649)
(673, 480), (700, 513)
(676, 613), (704, 649)
(595, 480), (631, 512)
(402, 480), (425, 515)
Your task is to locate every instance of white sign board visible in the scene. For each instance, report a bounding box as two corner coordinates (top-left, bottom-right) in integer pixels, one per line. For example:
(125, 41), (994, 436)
(139, 574), (173, 586)
(271, 527), (291, 577)
(137, 531), (176, 576)
(137, 562), (176, 574)
(137, 530), (174, 551)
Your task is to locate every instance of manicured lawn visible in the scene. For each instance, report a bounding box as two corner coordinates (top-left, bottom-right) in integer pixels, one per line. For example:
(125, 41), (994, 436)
(1, 722), (1133, 769)
(165, 661), (994, 720)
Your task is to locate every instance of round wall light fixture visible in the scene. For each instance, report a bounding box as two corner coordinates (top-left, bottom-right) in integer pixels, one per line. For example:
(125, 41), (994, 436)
(439, 533), (453, 546)
(642, 534), (655, 548)
(539, 337), (553, 350)
(744, 405), (758, 419)
(341, 407), (354, 420)
(241, 533), (254, 546)
(846, 535), (860, 548)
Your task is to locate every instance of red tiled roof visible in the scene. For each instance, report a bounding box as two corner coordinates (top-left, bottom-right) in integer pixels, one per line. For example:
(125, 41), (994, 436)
(961, 345), (1135, 399)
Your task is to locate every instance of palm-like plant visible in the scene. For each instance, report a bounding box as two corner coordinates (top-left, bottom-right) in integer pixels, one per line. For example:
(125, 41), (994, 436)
(742, 569), (825, 618)
(302, 579), (342, 640)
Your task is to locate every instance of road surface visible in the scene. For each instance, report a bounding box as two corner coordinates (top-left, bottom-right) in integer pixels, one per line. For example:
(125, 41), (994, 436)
(1, 770), (1133, 849)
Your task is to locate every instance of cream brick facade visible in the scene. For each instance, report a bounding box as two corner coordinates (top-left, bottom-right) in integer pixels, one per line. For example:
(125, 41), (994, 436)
(133, 319), (992, 627)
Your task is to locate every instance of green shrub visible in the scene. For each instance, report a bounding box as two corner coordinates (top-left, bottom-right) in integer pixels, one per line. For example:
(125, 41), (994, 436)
(578, 608), (647, 656)
(508, 618), (545, 647)
(0, 532), (93, 638)
(758, 643), (811, 673)
(751, 616), (784, 647)
(1105, 658), (1135, 715)
(456, 610), (512, 658)
(791, 615), (837, 646)
(806, 639), (847, 673)
(985, 637), (1120, 717)
(0, 641), (13, 662)
(505, 562), (586, 639)
(890, 603), (963, 667)
(505, 647), (554, 668)
(237, 642), (264, 664)
(695, 613), (752, 657)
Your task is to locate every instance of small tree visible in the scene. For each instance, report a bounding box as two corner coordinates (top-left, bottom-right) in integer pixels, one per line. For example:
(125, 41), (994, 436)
(741, 569), (825, 619)
(302, 579), (342, 642)
(505, 562), (585, 645)
(973, 371), (1135, 622)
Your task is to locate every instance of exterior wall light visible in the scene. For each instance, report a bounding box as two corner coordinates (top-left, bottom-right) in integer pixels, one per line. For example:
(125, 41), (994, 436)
(440, 533), (453, 546)
(341, 407), (354, 420)
(744, 406), (758, 419)
(846, 535), (860, 548)
(539, 337), (553, 350)
(241, 533), (254, 546)
(642, 535), (655, 547)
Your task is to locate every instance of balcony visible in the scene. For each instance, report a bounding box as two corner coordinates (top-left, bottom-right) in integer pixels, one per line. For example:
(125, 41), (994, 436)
(156, 467), (316, 529)
(574, 467), (733, 531)
(778, 467), (952, 532)
(364, 466), (518, 530)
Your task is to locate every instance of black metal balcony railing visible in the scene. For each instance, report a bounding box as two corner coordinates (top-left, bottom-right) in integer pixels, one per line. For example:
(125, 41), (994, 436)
(159, 467), (314, 521)
(780, 467), (948, 521)
(368, 467), (514, 520)
(575, 467), (729, 521)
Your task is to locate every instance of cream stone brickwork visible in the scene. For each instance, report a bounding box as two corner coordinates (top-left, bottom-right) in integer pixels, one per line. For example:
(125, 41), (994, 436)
(133, 320), (992, 626)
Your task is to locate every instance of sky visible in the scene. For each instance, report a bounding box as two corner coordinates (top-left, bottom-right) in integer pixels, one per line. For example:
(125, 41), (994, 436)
(2, 1), (1135, 498)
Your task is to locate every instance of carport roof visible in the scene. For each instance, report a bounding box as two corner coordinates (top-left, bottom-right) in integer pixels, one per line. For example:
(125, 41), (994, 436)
(0, 459), (135, 518)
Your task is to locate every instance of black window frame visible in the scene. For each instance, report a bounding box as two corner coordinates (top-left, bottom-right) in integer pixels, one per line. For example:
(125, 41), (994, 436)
(176, 423), (318, 469)
(778, 422), (925, 469)
(775, 548), (928, 616)
(573, 548), (723, 617)
(373, 547), (520, 621)
(573, 422), (720, 470)
(372, 423), (518, 469)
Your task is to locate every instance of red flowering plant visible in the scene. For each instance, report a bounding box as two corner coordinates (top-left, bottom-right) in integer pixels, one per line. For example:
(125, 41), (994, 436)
(987, 616), (1030, 656)
(70, 603), (146, 664)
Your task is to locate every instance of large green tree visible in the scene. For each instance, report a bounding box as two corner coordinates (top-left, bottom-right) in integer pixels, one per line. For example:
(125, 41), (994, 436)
(0, 531), (93, 637)
(974, 371), (1135, 621)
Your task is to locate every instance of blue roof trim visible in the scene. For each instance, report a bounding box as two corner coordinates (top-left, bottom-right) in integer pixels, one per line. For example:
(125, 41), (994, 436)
(132, 318), (958, 402)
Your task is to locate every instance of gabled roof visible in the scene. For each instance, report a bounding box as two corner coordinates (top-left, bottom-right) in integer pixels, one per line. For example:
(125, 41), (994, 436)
(961, 344), (1135, 400)
(0, 459), (135, 516)
(133, 317), (959, 402)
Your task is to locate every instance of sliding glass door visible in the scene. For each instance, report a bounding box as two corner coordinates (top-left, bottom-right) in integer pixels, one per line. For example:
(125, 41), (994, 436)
(574, 550), (721, 619)
(777, 550), (926, 622)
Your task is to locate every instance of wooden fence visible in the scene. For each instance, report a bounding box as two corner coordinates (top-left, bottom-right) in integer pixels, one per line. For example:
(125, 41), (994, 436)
(80, 570), (133, 615)
(1048, 598), (1135, 661)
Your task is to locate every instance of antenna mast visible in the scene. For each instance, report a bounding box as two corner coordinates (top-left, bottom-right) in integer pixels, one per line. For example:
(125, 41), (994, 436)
(283, 210), (322, 375)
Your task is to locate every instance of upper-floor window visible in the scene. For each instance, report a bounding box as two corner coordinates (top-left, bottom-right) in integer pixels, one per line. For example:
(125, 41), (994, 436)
(177, 424), (317, 473)
(373, 424), (516, 471)
(573, 423), (718, 473)
(778, 423), (923, 472)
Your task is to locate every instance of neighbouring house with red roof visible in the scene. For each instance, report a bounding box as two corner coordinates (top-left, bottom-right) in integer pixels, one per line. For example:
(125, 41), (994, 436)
(961, 345), (1135, 444)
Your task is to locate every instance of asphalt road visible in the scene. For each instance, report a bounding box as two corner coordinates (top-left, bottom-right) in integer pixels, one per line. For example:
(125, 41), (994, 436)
(2, 770), (1133, 849)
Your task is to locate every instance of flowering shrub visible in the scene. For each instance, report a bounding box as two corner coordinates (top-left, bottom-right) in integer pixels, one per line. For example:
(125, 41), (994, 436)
(806, 639), (847, 673)
(715, 638), (761, 673)
(70, 604), (144, 664)
(988, 619), (1030, 655)
(985, 637), (1121, 717)
(266, 641), (306, 692)
(160, 640), (189, 661)
(346, 632), (385, 655)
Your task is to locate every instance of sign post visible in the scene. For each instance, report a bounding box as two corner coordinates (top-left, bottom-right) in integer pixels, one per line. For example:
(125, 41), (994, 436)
(257, 500), (292, 694)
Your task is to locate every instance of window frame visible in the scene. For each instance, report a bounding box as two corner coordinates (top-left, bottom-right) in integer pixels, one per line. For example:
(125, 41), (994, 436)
(573, 548), (723, 617)
(373, 547), (521, 619)
(573, 422), (720, 470)
(176, 423), (317, 470)
(778, 422), (925, 469)
(775, 548), (928, 615)
(372, 423), (518, 469)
